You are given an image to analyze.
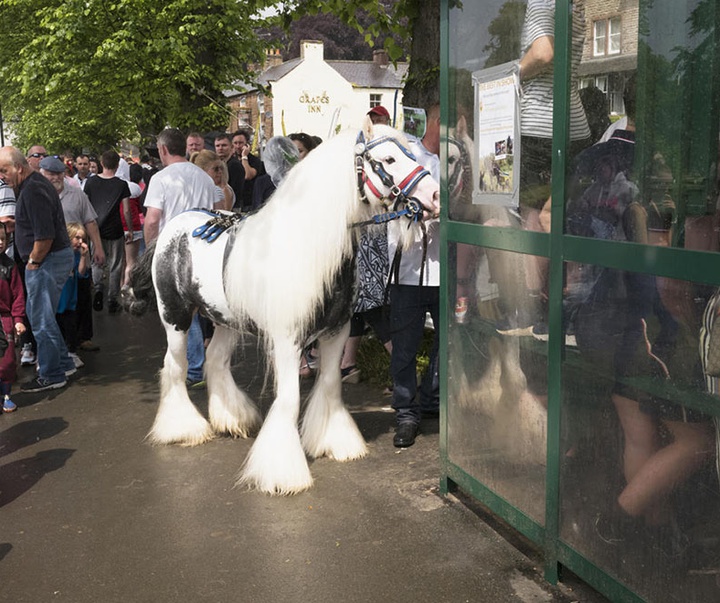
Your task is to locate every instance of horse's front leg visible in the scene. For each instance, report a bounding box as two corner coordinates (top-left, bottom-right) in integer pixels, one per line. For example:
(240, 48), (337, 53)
(148, 320), (213, 446)
(237, 335), (312, 495)
(207, 325), (261, 437)
(301, 323), (368, 461)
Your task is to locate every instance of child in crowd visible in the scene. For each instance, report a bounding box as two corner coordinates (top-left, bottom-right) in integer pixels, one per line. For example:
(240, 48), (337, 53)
(0, 223), (26, 412)
(56, 223), (90, 368)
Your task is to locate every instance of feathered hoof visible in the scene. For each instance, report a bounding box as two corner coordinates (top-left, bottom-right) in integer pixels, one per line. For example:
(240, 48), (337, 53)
(146, 421), (214, 447)
(301, 410), (368, 461)
(235, 465), (314, 496)
(210, 406), (262, 439)
(325, 441), (368, 463)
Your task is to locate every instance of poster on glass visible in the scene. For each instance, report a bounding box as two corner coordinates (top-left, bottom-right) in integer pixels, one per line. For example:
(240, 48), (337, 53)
(472, 61), (520, 208)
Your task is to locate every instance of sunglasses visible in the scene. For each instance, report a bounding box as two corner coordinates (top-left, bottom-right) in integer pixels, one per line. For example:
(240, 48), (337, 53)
(29, 152), (47, 158)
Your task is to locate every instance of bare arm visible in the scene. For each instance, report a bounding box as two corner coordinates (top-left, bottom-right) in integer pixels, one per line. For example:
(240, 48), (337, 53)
(519, 35), (554, 81)
(121, 197), (133, 245)
(240, 152), (258, 180)
(26, 239), (54, 269)
(144, 207), (162, 246)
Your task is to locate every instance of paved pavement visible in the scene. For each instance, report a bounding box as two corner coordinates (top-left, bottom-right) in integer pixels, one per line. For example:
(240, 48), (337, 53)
(0, 309), (607, 602)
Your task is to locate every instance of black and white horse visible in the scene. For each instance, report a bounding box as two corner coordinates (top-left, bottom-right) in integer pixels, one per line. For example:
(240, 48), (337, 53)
(128, 122), (439, 495)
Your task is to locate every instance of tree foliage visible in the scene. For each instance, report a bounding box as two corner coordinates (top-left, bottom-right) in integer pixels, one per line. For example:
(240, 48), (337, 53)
(0, 0), (275, 151)
(0, 0), (444, 151)
(280, 0), (440, 108)
(283, 12), (380, 61)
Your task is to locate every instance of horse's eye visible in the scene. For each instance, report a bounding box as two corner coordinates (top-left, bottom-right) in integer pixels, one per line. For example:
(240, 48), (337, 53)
(384, 156), (396, 165)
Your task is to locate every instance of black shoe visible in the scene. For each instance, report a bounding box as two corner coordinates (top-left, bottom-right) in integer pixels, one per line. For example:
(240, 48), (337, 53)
(20, 377), (67, 393)
(93, 291), (103, 311)
(393, 422), (419, 448)
(107, 300), (121, 314)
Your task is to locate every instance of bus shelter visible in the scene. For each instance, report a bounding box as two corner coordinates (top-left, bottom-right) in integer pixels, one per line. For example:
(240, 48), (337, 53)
(439, 1), (720, 600)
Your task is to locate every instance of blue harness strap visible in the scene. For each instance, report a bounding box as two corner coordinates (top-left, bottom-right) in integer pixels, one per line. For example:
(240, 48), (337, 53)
(191, 209), (245, 243)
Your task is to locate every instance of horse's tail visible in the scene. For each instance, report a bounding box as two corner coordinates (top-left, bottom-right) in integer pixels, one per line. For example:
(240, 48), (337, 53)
(122, 242), (156, 316)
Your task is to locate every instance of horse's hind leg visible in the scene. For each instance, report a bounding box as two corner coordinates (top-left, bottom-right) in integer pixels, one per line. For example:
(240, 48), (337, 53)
(207, 325), (261, 437)
(301, 323), (368, 461)
(237, 335), (312, 495)
(149, 320), (213, 446)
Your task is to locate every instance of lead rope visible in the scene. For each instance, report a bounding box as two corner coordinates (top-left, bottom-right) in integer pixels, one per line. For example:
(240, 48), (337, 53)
(383, 219), (429, 306)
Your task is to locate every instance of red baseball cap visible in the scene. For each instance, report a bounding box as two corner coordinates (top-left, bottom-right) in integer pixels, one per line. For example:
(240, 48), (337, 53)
(367, 106), (390, 119)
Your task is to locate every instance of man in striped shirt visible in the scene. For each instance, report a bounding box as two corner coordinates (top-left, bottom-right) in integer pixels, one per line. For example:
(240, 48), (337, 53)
(518, 0), (590, 212)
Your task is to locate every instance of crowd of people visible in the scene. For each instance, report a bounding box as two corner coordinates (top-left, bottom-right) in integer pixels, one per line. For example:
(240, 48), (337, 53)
(0, 111), (438, 454)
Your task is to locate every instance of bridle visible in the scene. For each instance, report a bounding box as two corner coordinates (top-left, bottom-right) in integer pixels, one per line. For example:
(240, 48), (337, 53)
(353, 130), (437, 287)
(448, 136), (471, 202)
(353, 131), (432, 227)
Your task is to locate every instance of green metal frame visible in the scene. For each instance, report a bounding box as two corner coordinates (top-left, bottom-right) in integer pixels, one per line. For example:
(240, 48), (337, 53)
(439, 1), (720, 602)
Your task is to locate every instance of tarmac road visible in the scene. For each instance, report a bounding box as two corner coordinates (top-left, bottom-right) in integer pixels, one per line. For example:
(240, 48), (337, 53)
(0, 309), (607, 603)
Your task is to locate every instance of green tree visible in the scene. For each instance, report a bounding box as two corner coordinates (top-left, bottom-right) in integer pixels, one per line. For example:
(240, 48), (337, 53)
(280, 0), (441, 109)
(483, 1), (527, 68)
(0, 0), (276, 151)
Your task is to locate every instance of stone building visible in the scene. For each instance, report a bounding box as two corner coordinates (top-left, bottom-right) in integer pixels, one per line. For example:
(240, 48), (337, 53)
(579, 0), (639, 115)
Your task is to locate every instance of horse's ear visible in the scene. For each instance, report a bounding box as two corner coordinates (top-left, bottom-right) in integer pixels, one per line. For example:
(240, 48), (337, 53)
(456, 114), (468, 139)
(362, 115), (374, 140)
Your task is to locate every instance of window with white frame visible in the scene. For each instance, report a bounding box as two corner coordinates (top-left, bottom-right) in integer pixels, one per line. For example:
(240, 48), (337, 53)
(593, 17), (621, 57)
(369, 93), (382, 108)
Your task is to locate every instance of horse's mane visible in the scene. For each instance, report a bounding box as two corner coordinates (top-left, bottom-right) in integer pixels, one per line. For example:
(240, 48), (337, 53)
(223, 128), (379, 340)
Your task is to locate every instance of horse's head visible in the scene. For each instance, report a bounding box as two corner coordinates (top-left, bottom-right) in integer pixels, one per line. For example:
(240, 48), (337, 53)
(448, 115), (473, 205)
(355, 121), (440, 221)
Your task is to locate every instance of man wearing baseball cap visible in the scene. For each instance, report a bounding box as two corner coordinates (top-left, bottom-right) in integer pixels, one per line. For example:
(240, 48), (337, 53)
(367, 105), (391, 126)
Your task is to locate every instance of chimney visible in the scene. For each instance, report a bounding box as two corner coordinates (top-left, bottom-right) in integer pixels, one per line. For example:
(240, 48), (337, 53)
(300, 40), (324, 61)
(264, 48), (283, 69)
(373, 49), (389, 67)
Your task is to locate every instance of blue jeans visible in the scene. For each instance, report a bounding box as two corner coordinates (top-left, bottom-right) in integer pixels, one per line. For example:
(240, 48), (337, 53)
(186, 313), (205, 382)
(389, 285), (440, 424)
(25, 247), (75, 383)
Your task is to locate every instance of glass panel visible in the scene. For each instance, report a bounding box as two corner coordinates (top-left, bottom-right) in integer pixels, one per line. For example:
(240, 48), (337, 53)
(559, 264), (720, 601)
(448, 0), (590, 234)
(447, 243), (548, 524)
(567, 1), (720, 250)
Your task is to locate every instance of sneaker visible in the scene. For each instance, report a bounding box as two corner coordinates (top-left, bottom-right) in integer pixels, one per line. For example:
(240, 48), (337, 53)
(20, 343), (36, 366)
(3, 395), (16, 412)
(531, 322), (549, 341)
(21, 377), (67, 393)
(186, 378), (206, 390)
(93, 291), (104, 311)
(341, 365), (360, 384)
(108, 300), (121, 314)
(69, 353), (84, 368)
(65, 367), (78, 378)
(496, 319), (534, 336)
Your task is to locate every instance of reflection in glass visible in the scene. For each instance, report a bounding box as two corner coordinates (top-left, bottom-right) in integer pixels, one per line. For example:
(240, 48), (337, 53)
(448, 244), (549, 523)
(560, 265), (719, 601)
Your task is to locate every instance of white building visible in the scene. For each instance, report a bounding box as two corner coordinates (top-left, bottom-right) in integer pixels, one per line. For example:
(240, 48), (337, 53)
(226, 40), (408, 142)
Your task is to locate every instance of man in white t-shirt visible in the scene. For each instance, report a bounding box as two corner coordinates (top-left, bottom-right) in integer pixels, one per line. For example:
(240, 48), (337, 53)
(144, 128), (219, 244)
(143, 128), (220, 387)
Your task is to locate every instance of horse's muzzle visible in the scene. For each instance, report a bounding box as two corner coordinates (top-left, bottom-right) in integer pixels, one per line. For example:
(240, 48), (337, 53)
(414, 182), (440, 221)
